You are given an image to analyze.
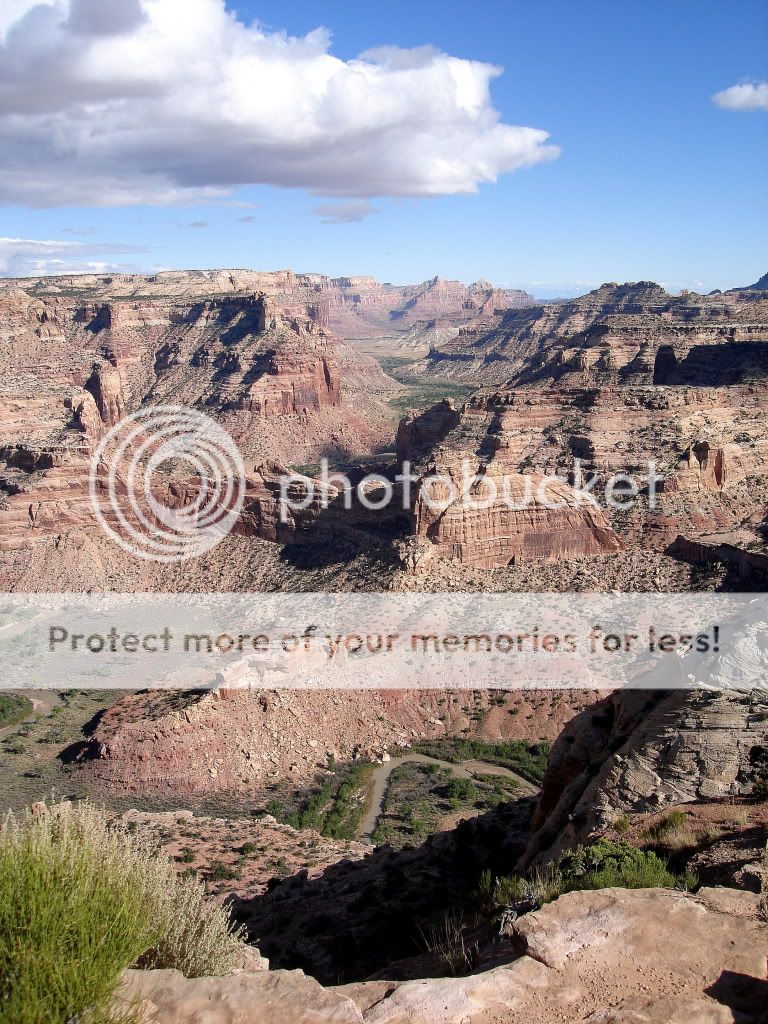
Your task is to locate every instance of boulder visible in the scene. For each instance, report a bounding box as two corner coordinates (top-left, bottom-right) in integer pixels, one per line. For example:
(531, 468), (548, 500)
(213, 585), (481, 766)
(120, 967), (363, 1024)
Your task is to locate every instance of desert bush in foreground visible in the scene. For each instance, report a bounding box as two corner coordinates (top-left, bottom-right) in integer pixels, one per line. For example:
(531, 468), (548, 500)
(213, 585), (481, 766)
(0, 801), (245, 1024)
(558, 839), (691, 893)
(477, 840), (695, 921)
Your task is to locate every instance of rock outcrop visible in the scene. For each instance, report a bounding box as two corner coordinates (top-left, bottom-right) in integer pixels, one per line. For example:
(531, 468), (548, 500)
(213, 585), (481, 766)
(120, 966), (364, 1024)
(408, 464), (622, 570)
(521, 688), (768, 867)
(415, 280), (768, 385)
(120, 887), (768, 1024)
(356, 887), (767, 1024)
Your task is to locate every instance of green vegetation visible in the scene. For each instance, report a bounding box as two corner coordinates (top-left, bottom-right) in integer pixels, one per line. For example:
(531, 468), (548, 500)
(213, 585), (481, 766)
(476, 840), (696, 920)
(750, 747), (768, 798)
(266, 761), (375, 840)
(444, 777), (479, 804)
(411, 738), (551, 785)
(557, 840), (692, 893)
(0, 693), (33, 730)
(206, 861), (241, 882)
(372, 761), (519, 849)
(640, 809), (702, 852)
(0, 690), (135, 814)
(0, 800), (245, 1024)
(376, 355), (475, 417)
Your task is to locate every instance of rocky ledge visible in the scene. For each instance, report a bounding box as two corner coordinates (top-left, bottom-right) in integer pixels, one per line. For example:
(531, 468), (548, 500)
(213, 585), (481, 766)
(119, 885), (767, 1024)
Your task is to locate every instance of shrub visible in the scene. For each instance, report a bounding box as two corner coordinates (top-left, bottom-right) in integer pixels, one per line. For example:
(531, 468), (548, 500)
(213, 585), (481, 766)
(0, 801), (245, 1024)
(642, 810), (696, 851)
(206, 861), (241, 882)
(558, 840), (685, 893)
(240, 842), (257, 856)
(2, 738), (26, 755)
(443, 777), (479, 803)
(613, 814), (631, 833)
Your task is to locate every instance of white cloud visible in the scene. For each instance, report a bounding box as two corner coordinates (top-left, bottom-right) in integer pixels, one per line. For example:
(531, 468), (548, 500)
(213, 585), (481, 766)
(313, 200), (378, 224)
(0, 236), (150, 276)
(0, 0), (559, 207)
(712, 82), (768, 111)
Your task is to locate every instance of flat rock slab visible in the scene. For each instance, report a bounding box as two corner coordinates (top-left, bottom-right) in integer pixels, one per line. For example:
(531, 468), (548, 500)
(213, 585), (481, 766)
(121, 887), (768, 1024)
(120, 967), (363, 1024)
(356, 887), (768, 1024)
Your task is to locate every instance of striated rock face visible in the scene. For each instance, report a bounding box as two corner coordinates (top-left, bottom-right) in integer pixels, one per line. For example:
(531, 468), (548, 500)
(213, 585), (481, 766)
(409, 464), (622, 569)
(0, 274), (400, 578)
(0, 278), (394, 463)
(2, 268), (535, 350)
(416, 280), (768, 385)
(324, 274), (535, 348)
(521, 688), (768, 867)
(84, 361), (126, 426)
(396, 279), (768, 557)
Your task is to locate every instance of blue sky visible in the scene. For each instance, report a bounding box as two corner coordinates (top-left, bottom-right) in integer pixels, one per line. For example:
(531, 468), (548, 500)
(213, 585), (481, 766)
(1, 0), (766, 295)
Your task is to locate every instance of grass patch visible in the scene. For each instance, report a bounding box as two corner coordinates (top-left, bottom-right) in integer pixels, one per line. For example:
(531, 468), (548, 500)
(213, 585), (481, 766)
(641, 810), (698, 851)
(411, 738), (551, 785)
(0, 800), (245, 1024)
(0, 693), (33, 730)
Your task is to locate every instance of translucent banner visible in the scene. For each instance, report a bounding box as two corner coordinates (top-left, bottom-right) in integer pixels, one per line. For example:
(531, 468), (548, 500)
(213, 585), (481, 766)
(1, 593), (766, 691)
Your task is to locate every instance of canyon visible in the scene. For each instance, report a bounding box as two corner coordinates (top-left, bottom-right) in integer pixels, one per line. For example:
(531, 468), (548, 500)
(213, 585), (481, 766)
(1, 268), (767, 1023)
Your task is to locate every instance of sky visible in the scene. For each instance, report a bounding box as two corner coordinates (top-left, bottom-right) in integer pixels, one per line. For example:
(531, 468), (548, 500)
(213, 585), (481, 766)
(0, 0), (766, 296)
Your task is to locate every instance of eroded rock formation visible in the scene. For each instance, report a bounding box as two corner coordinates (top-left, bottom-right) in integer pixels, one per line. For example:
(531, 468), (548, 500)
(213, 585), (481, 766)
(520, 687), (768, 868)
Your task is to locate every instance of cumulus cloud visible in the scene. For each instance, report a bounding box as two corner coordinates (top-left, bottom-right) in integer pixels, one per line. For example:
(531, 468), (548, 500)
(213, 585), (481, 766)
(0, 0), (559, 207)
(0, 237), (150, 276)
(313, 200), (378, 224)
(712, 82), (768, 111)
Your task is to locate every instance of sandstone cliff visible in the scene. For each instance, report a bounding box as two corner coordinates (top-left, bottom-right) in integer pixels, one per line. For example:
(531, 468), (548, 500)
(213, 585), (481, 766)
(520, 687), (768, 868)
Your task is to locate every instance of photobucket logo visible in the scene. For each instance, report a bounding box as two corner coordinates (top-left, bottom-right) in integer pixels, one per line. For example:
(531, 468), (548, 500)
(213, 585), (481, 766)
(278, 458), (663, 520)
(89, 406), (246, 562)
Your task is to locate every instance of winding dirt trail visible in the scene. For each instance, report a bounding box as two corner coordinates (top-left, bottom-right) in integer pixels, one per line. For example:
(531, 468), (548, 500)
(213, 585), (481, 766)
(360, 753), (539, 840)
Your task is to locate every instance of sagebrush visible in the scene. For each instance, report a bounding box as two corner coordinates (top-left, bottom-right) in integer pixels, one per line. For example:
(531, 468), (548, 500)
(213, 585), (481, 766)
(0, 800), (246, 1024)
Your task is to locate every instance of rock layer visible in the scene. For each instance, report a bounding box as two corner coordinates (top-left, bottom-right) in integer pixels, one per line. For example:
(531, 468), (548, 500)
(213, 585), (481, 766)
(521, 687), (768, 867)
